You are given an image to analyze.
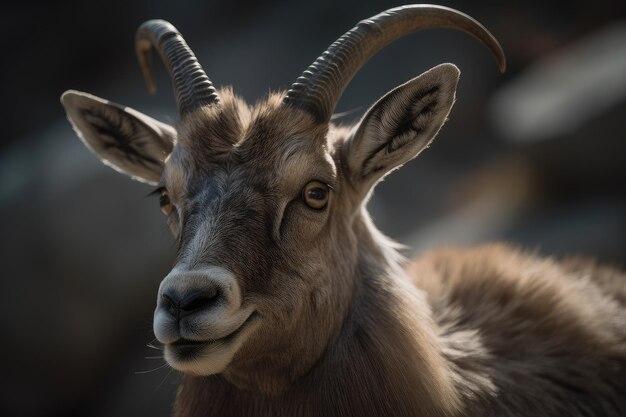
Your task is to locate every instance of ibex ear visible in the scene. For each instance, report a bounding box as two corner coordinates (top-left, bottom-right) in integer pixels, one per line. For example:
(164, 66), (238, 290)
(344, 64), (459, 192)
(61, 90), (176, 185)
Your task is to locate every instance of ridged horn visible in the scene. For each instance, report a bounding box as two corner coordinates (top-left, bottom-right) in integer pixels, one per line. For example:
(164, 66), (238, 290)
(283, 5), (506, 123)
(135, 19), (220, 116)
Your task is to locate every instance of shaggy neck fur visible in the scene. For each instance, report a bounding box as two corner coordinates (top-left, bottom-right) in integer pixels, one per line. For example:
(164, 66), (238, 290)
(173, 212), (462, 417)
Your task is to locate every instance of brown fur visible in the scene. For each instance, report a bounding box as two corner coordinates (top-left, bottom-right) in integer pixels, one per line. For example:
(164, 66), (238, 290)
(161, 89), (625, 417)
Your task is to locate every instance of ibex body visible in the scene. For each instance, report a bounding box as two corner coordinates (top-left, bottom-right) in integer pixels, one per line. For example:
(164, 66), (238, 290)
(61, 5), (626, 416)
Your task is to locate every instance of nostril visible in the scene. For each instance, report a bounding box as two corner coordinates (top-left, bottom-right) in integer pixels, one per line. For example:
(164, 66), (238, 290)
(161, 292), (179, 317)
(180, 290), (219, 314)
(162, 292), (176, 307)
(161, 289), (220, 321)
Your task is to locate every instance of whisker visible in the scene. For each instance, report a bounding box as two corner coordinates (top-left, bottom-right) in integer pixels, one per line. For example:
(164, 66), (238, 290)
(147, 343), (164, 351)
(135, 362), (169, 374)
(145, 355), (164, 360)
(154, 368), (174, 392)
(331, 107), (363, 121)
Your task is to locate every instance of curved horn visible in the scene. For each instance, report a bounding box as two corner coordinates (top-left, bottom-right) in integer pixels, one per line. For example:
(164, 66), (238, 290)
(135, 19), (220, 116)
(283, 5), (506, 123)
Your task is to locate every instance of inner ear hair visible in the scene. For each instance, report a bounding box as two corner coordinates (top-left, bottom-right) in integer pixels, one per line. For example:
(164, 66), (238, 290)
(347, 63), (459, 184)
(79, 104), (163, 171)
(361, 84), (443, 177)
(61, 90), (176, 184)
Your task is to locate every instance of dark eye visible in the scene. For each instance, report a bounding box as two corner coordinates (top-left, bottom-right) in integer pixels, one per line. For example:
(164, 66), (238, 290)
(302, 181), (329, 210)
(159, 189), (174, 216)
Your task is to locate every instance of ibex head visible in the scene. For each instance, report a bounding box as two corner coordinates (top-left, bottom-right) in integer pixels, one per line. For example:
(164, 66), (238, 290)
(61, 5), (504, 392)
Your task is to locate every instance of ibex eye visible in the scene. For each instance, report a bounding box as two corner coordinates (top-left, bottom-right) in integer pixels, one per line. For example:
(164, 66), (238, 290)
(302, 181), (329, 210)
(159, 188), (174, 216)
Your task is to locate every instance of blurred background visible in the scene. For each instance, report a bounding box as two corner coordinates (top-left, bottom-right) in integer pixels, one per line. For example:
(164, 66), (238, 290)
(1, 0), (624, 416)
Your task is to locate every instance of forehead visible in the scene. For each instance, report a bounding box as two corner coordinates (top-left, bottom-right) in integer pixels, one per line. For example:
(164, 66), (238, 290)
(163, 93), (336, 193)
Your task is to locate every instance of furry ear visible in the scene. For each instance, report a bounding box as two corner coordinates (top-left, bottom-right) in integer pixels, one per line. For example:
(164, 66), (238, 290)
(344, 63), (459, 192)
(61, 90), (176, 185)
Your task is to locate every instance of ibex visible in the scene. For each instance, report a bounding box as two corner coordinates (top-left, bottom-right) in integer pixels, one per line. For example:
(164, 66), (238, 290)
(61, 4), (625, 416)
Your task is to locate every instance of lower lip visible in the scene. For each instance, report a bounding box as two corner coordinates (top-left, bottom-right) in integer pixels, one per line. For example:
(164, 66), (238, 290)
(171, 341), (205, 358)
(168, 313), (257, 359)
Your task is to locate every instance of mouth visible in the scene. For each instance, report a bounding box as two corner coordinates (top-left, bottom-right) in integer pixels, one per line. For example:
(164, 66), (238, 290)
(165, 311), (259, 371)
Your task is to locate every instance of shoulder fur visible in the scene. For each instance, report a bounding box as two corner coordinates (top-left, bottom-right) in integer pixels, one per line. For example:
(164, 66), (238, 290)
(408, 243), (626, 415)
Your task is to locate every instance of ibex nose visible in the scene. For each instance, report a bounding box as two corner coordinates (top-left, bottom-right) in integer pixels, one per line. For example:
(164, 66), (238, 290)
(154, 266), (243, 345)
(161, 289), (221, 321)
